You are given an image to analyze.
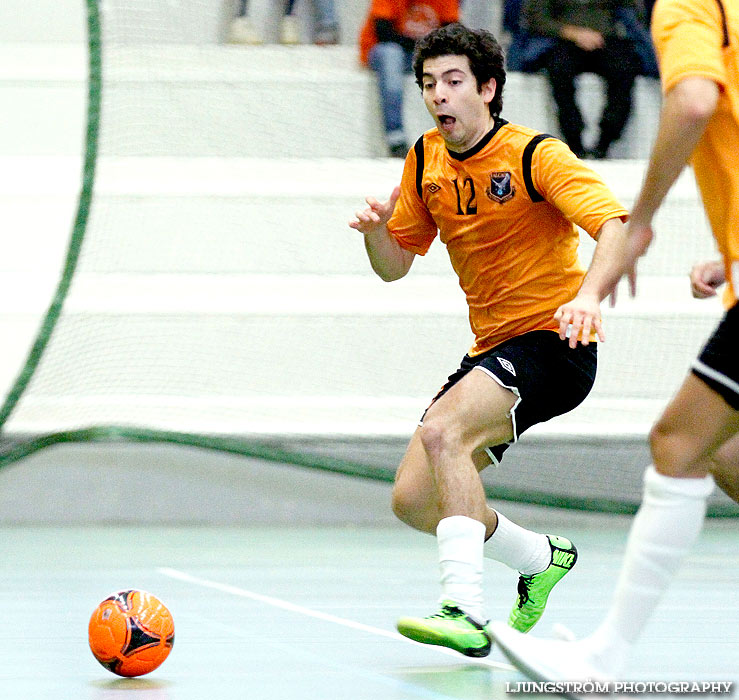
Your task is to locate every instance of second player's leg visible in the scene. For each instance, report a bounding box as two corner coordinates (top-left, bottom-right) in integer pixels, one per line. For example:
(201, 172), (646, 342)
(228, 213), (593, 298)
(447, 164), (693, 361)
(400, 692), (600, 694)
(709, 434), (739, 503)
(649, 373), (739, 479)
(491, 373), (738, 681)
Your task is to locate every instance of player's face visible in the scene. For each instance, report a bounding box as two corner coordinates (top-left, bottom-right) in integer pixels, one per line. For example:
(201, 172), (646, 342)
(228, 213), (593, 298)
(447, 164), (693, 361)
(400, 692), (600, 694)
(421, 55), (496, 152)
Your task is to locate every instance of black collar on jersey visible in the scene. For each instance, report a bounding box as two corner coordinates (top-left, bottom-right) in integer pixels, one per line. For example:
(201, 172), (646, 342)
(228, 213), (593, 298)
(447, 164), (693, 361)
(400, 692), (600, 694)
(446, 118), (508, 161)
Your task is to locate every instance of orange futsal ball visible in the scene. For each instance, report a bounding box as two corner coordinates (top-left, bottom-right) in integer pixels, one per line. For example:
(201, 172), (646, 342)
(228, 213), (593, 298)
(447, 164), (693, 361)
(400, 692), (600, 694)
(88, 589), (174, 677)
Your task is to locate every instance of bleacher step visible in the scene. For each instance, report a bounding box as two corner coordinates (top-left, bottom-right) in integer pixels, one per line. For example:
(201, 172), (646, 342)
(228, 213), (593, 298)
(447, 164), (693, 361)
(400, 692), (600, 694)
(1, 43), (661, 158)
(0, 156), (714, 279)
(0, 272), (721, 436)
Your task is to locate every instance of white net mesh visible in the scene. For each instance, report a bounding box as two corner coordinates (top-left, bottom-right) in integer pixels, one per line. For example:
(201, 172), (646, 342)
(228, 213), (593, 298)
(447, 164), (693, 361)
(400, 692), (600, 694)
(0, 0), (733, 512)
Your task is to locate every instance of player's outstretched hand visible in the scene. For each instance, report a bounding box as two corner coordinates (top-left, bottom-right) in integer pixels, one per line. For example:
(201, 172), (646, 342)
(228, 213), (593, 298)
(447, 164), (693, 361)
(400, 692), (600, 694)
(349, 187), (401, 235)
(690, 259), (725, 298)
(554, 292), (605, 348)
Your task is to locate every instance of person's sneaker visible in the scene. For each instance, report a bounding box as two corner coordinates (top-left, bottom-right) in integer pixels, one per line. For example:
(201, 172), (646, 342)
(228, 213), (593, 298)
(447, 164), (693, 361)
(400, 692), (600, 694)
(488, 622), (613, 691)
(280, 14), (301, 45)
(396, 600), (491, 657)
(227, 16), (262, 45)
(508, 535), (577, 633)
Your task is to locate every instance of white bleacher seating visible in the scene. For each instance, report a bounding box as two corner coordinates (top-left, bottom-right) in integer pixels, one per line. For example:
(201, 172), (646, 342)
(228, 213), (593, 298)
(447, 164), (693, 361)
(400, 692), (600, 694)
(0, 0), (496, 45)
(0, 42), (660, 159)
(0, 7), (717, 441)
(0, 152), (720, 437)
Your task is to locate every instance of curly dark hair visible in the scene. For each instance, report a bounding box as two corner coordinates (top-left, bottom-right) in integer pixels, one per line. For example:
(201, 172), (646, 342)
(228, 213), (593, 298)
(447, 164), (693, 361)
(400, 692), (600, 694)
(412, 23), (506, 118)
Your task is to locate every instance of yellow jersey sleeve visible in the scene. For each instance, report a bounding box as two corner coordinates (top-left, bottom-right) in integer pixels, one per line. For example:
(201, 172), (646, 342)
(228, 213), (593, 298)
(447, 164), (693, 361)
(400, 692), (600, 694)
(387, 141), (439, 255)
(531, 138), (629, 239)
(652, 0), (728, 94)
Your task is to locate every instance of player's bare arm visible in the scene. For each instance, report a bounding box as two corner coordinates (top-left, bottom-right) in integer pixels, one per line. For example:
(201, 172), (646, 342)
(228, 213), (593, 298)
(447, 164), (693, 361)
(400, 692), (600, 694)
(554, 216), (628, 348)
(624, 77), (719, 281)
(349, 186), (415, 282)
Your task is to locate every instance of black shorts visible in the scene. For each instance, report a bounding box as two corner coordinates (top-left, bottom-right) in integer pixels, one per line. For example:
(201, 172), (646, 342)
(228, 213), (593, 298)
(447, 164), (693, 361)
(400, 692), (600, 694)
(691, 302), (739, 410)
(421, 330), (597, 463)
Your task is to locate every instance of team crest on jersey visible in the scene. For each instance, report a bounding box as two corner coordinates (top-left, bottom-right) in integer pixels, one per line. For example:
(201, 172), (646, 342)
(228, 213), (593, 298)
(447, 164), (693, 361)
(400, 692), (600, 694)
(497, 357), (516, 376)
(486, 171), (515, 203)
(426, 182), (441, 194)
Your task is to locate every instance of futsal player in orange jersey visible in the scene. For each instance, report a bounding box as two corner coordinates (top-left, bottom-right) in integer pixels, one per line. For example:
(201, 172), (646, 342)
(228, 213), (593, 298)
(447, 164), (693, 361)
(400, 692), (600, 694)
(490, 0), (739, 680)
(350, 23), (630, 657)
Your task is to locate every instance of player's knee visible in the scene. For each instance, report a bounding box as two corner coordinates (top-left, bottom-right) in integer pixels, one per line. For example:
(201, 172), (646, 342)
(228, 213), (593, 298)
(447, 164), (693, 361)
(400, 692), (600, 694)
(648, 420), (684, 474)
(648, 419), (709, 477)
(418, 418), (462, 462)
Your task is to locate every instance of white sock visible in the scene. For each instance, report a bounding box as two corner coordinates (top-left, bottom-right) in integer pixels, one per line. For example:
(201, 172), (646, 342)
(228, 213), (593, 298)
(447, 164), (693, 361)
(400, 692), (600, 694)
(583, 466), (714, 676)
(484, 511), (551, 575)
(437, 515), (486, 620)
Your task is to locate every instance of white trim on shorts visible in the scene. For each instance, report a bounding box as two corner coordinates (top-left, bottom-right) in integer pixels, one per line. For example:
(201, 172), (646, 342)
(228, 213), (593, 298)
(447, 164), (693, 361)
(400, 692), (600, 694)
(692, 358), (739, 399)
(474, 365), (522, 466)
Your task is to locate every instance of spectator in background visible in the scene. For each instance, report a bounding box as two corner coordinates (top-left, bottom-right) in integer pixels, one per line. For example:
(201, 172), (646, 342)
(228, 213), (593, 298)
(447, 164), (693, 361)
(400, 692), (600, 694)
(229, 0), (260, 44)
(505, 0), (658, 78)
(504, 0), (559, 72)
(359, 0), (460, 157)
(522, 0), (643, 159)
(228, 0), (339, 45)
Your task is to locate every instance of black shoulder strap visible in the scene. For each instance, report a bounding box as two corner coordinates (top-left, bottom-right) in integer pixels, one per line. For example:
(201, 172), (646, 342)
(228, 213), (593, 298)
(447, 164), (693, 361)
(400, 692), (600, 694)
(522, 133), (555, 202)
(715, 0), (729, 47)
(413, 134), (425, 199)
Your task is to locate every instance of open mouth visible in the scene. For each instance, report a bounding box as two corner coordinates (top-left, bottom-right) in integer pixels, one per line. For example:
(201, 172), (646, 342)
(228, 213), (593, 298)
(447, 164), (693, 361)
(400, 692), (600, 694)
(438, 115), (456, 129)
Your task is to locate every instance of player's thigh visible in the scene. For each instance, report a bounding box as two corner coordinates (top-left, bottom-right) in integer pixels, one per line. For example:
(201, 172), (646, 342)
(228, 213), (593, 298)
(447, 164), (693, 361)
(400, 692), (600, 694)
(395, 423), (496, 481)
(392, 428), (444, 523)
(423, 331), (596, 455)
(653, 305), (739, 475)
(392, 426), (494, 519)
(650, 373), (739, 476)
(394, 365), (514, 490)
(394, 429), (432, 491)
(422, 366), (517, 452)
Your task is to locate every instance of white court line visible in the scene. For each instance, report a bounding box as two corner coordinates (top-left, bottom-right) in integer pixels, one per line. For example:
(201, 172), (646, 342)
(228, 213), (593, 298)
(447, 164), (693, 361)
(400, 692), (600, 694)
(158, 567), (514, 672)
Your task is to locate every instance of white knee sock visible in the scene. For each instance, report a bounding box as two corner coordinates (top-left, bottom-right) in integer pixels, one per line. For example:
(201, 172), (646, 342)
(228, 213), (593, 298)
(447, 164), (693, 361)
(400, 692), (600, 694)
(484, 511), (551, 575)
(584, 466), (714, 676)
(437, 515), (486, 620)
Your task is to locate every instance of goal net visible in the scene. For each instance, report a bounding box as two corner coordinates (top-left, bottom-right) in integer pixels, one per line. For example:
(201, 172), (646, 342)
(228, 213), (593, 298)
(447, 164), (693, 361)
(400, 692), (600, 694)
(0, 0), (735, 515)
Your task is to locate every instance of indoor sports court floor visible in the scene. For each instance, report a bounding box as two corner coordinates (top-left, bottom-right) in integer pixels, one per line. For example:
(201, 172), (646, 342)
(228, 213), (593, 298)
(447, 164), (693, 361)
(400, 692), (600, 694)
(1, 446), (738, 699)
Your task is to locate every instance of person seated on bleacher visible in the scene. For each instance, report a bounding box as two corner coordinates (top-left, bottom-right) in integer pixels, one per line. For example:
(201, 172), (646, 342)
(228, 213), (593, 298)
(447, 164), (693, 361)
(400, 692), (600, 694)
(228, 0), (340, 46)
(505, 0), (658, 77)
(517, 0), (651, 159)
(359, 0), (460, 157)
(504, 0), (559, 72)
